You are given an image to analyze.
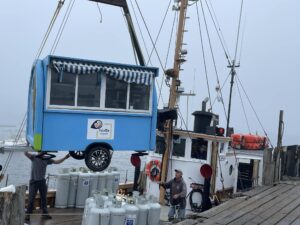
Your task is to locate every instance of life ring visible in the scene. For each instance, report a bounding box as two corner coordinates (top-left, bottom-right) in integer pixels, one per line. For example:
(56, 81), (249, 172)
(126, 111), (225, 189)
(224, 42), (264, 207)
(145, 160), (161, 182)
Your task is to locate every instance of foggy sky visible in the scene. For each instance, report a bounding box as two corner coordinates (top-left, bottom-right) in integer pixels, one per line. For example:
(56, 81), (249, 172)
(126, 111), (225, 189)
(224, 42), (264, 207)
(0, 0), (299, 146)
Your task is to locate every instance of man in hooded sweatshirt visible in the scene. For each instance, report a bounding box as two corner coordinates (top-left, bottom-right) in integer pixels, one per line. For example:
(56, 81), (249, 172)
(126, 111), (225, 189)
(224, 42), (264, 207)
(160, 169), (187, 221)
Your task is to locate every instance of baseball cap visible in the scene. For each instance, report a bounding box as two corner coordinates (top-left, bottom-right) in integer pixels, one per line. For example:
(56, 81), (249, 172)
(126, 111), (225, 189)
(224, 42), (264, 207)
(175, 169), (183, 174)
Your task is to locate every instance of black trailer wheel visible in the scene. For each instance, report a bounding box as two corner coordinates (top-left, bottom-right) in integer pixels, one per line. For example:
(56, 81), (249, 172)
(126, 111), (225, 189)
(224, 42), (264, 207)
(84, 146), (111, 171)
(69, 151), (85, 160)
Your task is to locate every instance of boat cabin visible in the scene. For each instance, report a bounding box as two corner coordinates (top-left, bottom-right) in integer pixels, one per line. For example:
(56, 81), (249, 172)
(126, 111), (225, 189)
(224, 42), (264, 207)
(26, 55), (159, 171)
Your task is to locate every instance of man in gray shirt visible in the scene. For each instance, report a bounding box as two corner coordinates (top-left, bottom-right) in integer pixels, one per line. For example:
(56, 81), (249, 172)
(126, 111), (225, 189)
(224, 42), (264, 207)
(161, 169), (187, 221)
(24, 151), (70, 221)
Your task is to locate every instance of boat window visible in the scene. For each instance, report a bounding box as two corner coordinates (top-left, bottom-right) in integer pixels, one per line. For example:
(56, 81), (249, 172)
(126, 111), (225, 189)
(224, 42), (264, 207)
(219, 142), (225, 154)
(191, 139), (208, 160)
(50, 71), (76, 106)
(105, 77), (127, 109)
(155, 135), (165, 154)
(129, 83), (150, 110)
(77, 73), (101, 107)
(172, 138), (186, 157)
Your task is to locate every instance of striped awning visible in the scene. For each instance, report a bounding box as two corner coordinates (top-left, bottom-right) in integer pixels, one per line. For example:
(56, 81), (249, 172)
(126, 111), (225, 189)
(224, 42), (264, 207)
(52, 60), (154, 86)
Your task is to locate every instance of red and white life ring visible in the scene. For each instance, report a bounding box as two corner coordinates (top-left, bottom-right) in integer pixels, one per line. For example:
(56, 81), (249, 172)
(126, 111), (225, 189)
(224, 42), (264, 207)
(145, 160), (161, 182)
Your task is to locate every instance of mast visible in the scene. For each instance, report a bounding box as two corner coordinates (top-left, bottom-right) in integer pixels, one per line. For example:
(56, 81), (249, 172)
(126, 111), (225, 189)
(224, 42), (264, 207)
(159, 0), (189, 204)
(226, 61), (239, 137)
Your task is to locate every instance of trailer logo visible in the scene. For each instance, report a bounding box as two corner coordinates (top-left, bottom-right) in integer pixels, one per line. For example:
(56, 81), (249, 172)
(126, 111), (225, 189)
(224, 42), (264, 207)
(91, 120), (103, 129)
(87, 119), (115, 140)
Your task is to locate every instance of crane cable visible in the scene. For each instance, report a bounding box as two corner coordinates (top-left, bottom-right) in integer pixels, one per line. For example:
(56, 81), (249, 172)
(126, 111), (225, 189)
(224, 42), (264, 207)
(51, 0), (76, 54)
(35, 0), (65, 60)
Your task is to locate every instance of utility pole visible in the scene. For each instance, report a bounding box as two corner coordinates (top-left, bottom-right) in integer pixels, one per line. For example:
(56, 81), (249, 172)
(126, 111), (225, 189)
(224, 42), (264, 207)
(226, 60), (239, 137)
(159, 0), (189, 204)
(274, 110), (284, 182)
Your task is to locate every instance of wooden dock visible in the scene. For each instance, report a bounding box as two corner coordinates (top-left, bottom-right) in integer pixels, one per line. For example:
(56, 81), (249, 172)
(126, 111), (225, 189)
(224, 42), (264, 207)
(25, 208), (83, 225)
(177, 181), (300, 225)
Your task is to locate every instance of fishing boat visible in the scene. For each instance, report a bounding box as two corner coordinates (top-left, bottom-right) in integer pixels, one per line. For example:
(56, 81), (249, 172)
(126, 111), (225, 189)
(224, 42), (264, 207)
(143, 0), (271, 212)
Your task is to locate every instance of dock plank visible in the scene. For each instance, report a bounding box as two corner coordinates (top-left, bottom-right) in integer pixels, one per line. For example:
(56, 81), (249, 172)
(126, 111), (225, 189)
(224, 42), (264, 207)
(231, 184), (300, 225)
(28, 208), (83, 225)
(199, 184), (282, 218)
(202, 184), (294, 225)
(276, 205), (300, 225)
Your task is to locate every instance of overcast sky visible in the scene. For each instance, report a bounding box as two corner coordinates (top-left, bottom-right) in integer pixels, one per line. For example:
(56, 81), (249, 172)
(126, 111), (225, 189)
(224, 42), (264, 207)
(0, 0), (299, 146)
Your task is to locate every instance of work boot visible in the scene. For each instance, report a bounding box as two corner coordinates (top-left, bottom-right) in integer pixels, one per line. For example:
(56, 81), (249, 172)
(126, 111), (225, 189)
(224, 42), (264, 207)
(24, 214), (30, 222)
(41, 214), (52, 220)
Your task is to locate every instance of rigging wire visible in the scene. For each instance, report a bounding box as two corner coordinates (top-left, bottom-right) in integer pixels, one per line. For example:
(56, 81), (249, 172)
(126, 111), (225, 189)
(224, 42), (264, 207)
(145, 0), (173, 66)
(35, 0), (65, 60)
(236, 75), (274, 148)
(128, 0), (152, 66)
(235, 76), (251, 133)
(238, 11), (247, 63)
(199, 1), (228, 118)
(211, 71), (230, 107)
(51, 0), (76, 54)
(157, 11), (178, 106)
(96, 3), (103, 23)
(195, 2), (212, 110)
(204, 0), (231, 64)
(233, 0), (244, 62)
(132, 0), (170, 85)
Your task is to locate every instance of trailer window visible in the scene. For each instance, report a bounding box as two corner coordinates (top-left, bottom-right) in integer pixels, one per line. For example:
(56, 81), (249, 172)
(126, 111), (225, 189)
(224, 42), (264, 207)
(129, 84), (150, 110)
(50, 72), (76, 106)
(105, 77), (127, 109)
(77, 73), (101, 107)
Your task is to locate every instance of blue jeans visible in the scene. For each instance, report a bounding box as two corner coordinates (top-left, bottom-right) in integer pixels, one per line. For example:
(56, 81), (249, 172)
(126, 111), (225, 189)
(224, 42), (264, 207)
(168, 205), (186, 220)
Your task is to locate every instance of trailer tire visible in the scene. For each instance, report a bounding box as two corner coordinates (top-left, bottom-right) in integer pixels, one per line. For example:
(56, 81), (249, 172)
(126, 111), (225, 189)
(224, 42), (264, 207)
(84, 146), (111, 171)
(69, 151), (85, 160)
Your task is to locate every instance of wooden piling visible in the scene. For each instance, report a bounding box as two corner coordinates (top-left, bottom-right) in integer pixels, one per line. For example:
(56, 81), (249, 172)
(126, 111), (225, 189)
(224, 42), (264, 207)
(0, 185), (26, 225)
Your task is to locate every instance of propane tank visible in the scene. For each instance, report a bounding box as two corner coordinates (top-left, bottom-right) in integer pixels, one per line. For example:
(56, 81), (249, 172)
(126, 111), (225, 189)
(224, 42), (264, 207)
(85, 196), (110, 225)
(82, 197), (96, 225)
(124, 200), (139, 225)
(106, 170), (114, 194)
(111, 170), (120, 194)
(147, 197), (161, 225)
(55, 173), (70, 208)
(109, 200), (126, 225)
(97, 172), (107, 194)
(137, 198), (149, 225)
(68, 172), (79, 207)
(76, 173), (90, 208)
(89, 172), (99, 197)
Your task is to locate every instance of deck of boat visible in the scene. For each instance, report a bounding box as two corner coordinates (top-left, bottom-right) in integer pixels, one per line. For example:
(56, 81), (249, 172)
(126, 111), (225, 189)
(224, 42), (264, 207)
(178, 181), (300, 225)
(25, 208), (83, 225)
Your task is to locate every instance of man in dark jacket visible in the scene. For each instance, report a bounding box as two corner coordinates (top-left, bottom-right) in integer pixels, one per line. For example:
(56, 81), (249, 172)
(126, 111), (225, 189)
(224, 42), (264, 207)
(161, 169), (187, 221)
(24, 152), (70, 222)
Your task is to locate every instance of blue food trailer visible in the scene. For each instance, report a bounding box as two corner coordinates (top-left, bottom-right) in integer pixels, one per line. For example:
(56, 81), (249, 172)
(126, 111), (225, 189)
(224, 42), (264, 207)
(26, 55), (159, 171)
